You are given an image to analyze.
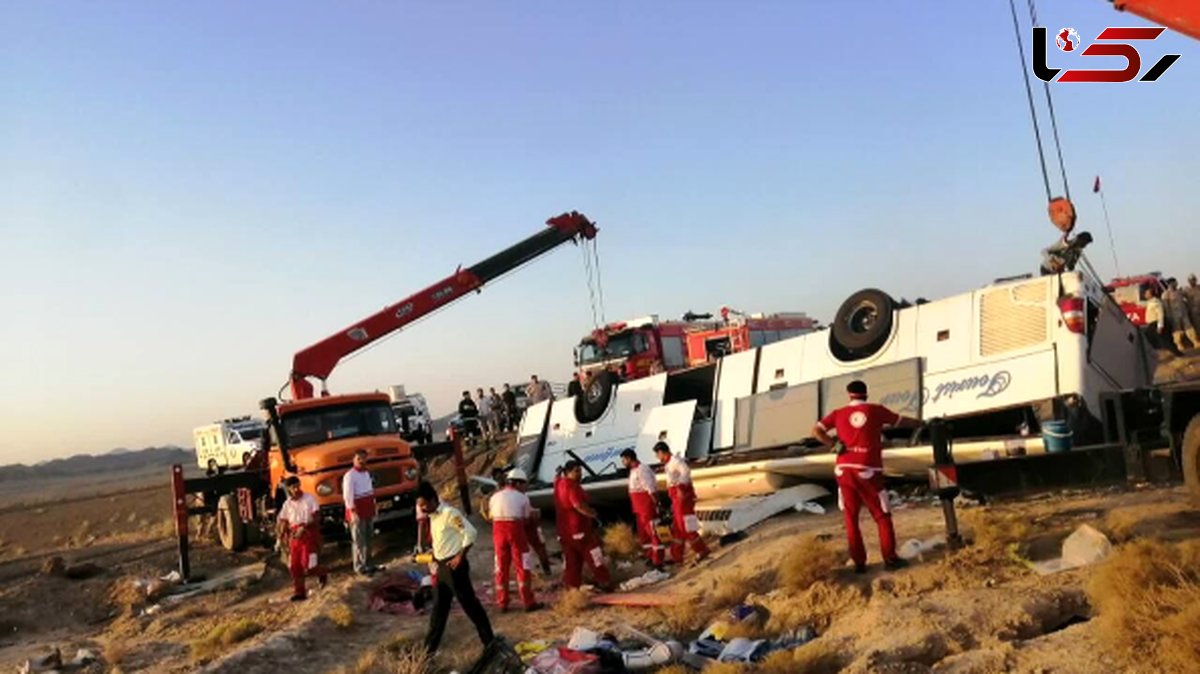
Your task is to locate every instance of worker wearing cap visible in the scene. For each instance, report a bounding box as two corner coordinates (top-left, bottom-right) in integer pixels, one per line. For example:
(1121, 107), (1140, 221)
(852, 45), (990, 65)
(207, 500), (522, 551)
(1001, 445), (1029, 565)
(555, 460), (612, 589)
(653, 442), (710, 565)
(812, 380), (921, 573)
(276, 476), (328, 601)
(486, 468), (542, 612)
(619, 449), (665, 569)
(506, 469), (553, 575)
(417, 481), (494, 655)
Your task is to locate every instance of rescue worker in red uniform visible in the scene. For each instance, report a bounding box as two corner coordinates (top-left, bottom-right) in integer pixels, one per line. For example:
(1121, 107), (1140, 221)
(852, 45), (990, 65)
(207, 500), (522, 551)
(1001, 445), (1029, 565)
(486, 468), (542, 612)
(506, 469), (553, 574)
(653, 442), (710, 564)
(812, 380), (921, 573)
(554, 460), (612, 589)
(619, 449), (665, 569)
(276, 476), (328, 601)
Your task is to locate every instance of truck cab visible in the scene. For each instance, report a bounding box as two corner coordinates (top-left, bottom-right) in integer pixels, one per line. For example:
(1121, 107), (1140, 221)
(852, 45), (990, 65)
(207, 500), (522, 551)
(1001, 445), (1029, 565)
(265, 393), (421, 536)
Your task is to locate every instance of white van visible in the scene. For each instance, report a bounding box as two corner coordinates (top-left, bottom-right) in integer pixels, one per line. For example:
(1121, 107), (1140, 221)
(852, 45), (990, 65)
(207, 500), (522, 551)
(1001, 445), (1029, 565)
(518, 271), (1153, 504)
(194, 417), (268, 474)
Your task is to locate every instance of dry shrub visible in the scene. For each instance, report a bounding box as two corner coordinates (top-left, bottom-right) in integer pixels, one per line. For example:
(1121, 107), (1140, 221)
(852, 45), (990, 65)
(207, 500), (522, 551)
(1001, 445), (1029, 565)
(189, 616), (263, 662)
(791, 639), (842, 674)
(108, 577), (147, 615)
(658, 594), (707, 634)
(344, 646), (432, 674)
(103, 637), (129, 667)
(555, 587), (591, 618)
(777, 536), (840, 591)
(964, 509), (1032, 553)
(1102, 503), (1188, 543)
(756, 649), (798, 674)
(328, 602), (354, 629)
(763, 582), (864, 633)
(602, 523), (641, 561)
(706, 569), (772, 611)
(1087, 539), (1200, 673)
(700, 663), (746, 674)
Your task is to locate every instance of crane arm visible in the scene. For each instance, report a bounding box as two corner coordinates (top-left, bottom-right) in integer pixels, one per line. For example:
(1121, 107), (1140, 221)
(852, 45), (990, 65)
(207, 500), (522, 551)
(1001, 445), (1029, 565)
(289, 211), (598, 399)
(1113, 0), (1200, 41)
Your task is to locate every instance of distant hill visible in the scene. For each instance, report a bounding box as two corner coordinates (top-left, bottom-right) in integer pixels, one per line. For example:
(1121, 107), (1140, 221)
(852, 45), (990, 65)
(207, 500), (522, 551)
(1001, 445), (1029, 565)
(0, 446), (194, 483)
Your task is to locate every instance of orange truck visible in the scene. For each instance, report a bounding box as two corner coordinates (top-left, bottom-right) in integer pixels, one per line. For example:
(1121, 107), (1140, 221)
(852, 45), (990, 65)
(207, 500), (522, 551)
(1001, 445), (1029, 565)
(171, 212), (598, 573)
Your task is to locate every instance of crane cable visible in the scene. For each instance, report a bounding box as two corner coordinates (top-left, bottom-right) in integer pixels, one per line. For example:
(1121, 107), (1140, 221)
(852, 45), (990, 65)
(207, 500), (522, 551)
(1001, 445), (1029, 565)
(1007, 0), (1054, 202)
(1027, 0), (1072, 203)
(579, 237), (607, 330)
(1008, 0), (1110, 281)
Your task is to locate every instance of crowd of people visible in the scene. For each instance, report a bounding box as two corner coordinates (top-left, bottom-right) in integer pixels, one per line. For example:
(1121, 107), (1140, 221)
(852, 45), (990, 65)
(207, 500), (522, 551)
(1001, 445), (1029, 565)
(455, 374), (557, 444)
(1142, 274), (1200, 355)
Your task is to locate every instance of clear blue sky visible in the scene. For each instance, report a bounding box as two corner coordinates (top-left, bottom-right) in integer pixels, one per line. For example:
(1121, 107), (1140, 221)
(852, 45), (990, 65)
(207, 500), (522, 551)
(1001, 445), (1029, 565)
(2, 2), (1197, 463)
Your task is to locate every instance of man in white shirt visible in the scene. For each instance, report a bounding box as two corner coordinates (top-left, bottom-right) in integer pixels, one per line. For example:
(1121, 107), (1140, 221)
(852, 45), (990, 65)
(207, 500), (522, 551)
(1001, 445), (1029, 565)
(620, 449), (665, 569)
(476, 388), (495, 441)
(416, 481), (494, 655)
(654, 442), (710, 564)
(526, 374), (553, 405)
(277, 476), (327, 601)
(486, 468), (542, 612)
(342, 450), (378, 576)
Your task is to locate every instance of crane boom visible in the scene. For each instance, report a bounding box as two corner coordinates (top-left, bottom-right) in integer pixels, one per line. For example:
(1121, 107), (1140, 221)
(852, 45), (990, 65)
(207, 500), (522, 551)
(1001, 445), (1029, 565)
(1113, 0), (1200, 41)
(289, 211), (598, 400)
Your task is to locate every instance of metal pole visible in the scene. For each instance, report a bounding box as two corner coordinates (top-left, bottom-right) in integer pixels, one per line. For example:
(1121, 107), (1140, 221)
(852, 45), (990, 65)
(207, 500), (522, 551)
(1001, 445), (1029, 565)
(928, 420), (964, 549)
(451, 433), (472, 515)
(171, 465), (191, 581)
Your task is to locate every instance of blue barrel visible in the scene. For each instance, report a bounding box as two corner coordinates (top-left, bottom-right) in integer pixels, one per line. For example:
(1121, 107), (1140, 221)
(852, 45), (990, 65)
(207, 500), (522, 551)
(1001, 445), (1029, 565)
(1042, 420), (1073, 453)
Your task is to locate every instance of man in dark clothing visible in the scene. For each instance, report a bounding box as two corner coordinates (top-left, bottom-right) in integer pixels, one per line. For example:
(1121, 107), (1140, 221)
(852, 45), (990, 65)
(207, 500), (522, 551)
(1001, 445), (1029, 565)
(458, 390), (481, 445)
(501, 384), (519, 433)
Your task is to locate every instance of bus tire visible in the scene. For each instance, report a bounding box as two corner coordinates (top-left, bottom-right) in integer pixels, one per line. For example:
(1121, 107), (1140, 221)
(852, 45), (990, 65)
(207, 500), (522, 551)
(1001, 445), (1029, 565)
(1182, 414), (1200, 507)
(217, 494), (247, 552)
(575, 370), (616, 424)
(831, 288), (895, 360)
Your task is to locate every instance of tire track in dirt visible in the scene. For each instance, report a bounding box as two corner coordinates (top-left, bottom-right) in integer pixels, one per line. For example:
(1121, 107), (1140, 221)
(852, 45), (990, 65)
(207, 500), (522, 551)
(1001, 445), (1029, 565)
(0, 538), (175, 583)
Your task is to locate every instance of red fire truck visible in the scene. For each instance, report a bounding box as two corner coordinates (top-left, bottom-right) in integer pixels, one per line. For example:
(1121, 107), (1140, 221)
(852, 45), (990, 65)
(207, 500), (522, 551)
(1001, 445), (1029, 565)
(574, 307), (819, 382)
(1106, 273), (1167, 326)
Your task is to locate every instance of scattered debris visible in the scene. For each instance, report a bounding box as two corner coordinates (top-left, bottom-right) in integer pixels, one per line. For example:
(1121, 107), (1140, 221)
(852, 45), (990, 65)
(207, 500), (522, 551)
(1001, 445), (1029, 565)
(897, 535), (946, 561)
(369, 572), (434, 615)
(796, 501), (826, 515)
(1030, 524), (1113, 575)
(17, 648), (61, 674)
(618, 568), (670, 592)
(695, 484), (831, 538)
(164, 562), (266, 603)
(69, 648), (98, 666)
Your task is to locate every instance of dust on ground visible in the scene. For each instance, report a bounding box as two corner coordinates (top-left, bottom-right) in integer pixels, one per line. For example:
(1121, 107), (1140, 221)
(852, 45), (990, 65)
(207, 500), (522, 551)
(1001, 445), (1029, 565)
(2, 439), (1199, 674)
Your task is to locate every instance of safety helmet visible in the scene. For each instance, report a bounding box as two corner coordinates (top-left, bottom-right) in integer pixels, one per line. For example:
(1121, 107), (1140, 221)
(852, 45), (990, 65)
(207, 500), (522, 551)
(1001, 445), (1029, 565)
(506, 468), (529, 482)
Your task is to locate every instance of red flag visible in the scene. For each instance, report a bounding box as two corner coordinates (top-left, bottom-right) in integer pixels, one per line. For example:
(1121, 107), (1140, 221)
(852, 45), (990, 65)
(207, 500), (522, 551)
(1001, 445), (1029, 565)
(1093, 176), (1101, 193)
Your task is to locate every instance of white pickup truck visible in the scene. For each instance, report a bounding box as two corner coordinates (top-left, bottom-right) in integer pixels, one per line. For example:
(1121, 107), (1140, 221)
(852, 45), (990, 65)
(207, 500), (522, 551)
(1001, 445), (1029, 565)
(516, 271), (1153, 505)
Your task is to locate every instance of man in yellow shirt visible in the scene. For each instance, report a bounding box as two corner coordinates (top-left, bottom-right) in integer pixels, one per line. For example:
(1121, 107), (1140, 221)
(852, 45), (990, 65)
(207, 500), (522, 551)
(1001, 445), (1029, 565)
(416, 481), (494, 655)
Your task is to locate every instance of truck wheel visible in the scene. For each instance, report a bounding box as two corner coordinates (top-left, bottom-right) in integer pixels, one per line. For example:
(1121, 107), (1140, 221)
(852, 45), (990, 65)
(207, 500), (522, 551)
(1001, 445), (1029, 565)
(831, 288), (895, 360)
(575, 370), (616, 424)
(1182, 414), (1200, 506)
(241, 452), (251, 467)
(217, 494), (247, 552)
(206, 459), (219, 477)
